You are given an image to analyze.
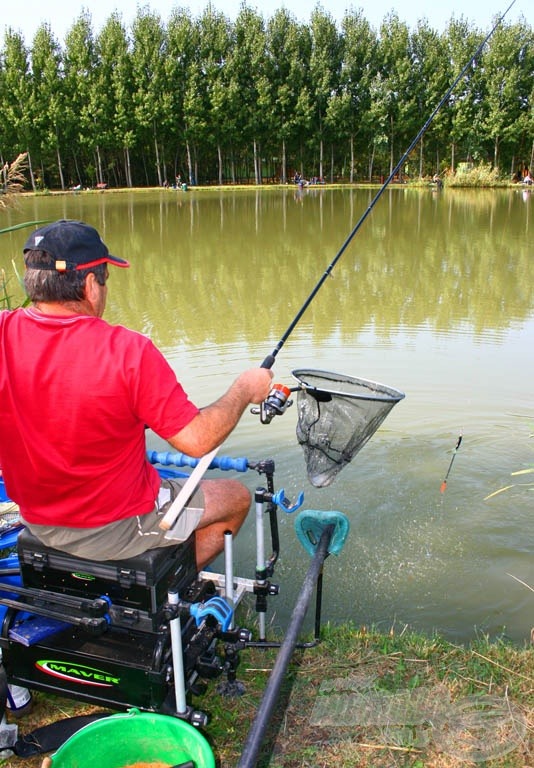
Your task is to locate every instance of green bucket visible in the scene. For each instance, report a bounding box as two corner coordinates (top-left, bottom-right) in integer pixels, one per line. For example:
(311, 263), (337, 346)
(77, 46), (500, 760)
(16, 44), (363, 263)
(45, 708), (215, 768)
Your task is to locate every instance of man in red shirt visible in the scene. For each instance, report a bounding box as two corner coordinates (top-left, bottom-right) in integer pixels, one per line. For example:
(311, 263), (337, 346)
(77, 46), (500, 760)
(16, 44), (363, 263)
(0, 219), (273, 569)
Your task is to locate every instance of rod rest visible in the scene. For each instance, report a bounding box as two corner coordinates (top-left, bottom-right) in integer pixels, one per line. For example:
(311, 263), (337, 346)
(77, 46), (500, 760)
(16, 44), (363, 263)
(0, 579), (109, 617)
(147, 450), (250, 473)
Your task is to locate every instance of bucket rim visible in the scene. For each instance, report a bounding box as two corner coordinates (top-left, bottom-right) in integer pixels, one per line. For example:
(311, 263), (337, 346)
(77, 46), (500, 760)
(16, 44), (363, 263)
(48, 708), (216, 767)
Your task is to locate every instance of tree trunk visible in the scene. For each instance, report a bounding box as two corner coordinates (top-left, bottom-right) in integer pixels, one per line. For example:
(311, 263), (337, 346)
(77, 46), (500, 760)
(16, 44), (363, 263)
(419, 135), (424, 178)
(142, 154), (149, 186)
(368, 143), (375, 182)
(319, 137), (324, 180)
(124, 147), (132, 188)
(389, 116), (394, 176)
(217, 143), (223, 185)
(95, 146), (104, 185)
(186, 141), (193, 186)
(73, 152), (83, 187)
(450, 141), (456, 174)
(253, 139), (262, 184)
(56, 146), (65, 190)
(330, 144), (334, 183)
(349, 135), (354, 183)
(26, 149), (36, 192)
(154, 132), (162, 186)
(281, 138), (286, 184)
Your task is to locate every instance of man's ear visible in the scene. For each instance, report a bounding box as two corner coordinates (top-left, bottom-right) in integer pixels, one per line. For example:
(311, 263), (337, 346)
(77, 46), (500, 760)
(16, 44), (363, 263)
(84, 272), (100, 304)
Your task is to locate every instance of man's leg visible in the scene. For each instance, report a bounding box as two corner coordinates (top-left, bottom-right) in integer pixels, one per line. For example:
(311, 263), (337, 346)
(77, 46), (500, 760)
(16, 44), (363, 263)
(195, 478), (251, 570)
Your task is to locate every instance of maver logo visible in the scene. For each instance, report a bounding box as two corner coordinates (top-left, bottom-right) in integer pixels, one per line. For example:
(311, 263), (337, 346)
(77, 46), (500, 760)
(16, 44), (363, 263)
(36, 659), (120, 687)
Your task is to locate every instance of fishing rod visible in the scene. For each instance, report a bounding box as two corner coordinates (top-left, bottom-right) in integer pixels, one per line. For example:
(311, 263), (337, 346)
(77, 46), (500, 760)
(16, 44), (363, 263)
(261, 0), (517, 371)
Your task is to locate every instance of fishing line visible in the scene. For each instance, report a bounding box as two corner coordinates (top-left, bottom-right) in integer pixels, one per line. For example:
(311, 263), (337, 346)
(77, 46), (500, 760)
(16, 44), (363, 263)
(261, 0), (517, 370)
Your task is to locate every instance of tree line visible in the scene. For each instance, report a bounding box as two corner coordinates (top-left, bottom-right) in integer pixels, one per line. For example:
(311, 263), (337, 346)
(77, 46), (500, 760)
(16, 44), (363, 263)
(0, 6), (533, 190)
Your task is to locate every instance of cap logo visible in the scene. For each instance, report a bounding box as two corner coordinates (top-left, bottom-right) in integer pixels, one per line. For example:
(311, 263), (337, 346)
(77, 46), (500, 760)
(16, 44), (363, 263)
(35, 236), (44, 246)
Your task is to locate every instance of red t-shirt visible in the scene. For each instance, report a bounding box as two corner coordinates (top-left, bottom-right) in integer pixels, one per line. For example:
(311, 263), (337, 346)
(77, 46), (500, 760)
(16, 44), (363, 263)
(0, 307), (199, 527)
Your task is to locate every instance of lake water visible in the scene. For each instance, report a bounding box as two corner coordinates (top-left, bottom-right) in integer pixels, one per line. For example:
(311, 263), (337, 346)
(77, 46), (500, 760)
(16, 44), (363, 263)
(1, 185), (533, 643)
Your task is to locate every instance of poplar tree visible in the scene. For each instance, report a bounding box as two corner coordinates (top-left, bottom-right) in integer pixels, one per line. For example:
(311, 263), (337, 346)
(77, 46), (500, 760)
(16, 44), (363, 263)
(198, 7), (233, 185)
(409, 20), (450, 176)
(131, 9), (167, 186)
(63, 12), (99, 186)
(166, 9), (200, 183)
(334, 10), (378, 182)
(309, 8), (342, 181)
(266, 10), (312, 183)
(480, 20), (531, 172)
(28, 25), (65, 188)
(226, 7), (268, 184)
(95, 14), (135, 187)
(445, 19), (485, 171)
(376, 13), (417, 178)
(0, 31), (35, 186)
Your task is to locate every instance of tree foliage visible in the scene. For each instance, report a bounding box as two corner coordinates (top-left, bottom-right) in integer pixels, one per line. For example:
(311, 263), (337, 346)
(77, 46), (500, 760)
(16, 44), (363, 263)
(0, 7), (532, 188)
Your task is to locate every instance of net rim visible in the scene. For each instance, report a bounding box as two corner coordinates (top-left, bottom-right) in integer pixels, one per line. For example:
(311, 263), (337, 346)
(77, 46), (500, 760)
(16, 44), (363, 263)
(291, 368), (405, 403)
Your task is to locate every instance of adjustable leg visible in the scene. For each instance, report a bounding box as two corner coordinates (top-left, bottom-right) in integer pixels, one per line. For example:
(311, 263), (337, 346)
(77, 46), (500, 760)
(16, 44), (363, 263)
(168, 590), (187, 716)
(224, 530), (234, 629)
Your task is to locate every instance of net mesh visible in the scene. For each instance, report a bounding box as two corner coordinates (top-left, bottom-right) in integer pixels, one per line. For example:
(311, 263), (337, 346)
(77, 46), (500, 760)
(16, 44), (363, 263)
(293, 369), (405, 488)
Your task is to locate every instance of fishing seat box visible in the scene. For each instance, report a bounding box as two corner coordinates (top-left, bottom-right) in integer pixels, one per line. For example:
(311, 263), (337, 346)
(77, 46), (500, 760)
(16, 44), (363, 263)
(16, 527), (197, 633)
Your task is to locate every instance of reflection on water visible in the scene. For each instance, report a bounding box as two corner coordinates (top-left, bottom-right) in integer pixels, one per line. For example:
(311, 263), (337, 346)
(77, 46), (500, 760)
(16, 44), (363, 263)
(2, 187), (533, 643)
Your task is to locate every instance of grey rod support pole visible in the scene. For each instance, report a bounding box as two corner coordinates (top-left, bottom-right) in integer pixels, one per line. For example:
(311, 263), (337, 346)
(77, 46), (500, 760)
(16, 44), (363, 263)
(237, 524), (334, 768)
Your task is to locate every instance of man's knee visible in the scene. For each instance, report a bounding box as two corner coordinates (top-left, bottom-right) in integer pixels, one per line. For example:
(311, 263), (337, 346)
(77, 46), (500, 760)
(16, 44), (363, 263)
(234, 480), (251, 512)
(201, 478), (251, 525)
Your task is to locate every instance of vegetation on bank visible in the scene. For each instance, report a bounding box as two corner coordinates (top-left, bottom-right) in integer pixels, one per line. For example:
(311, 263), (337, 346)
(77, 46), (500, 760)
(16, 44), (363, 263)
(0, 154), (38, 310)
(1, 625), (532, 767)
(0, 7), (532, 191)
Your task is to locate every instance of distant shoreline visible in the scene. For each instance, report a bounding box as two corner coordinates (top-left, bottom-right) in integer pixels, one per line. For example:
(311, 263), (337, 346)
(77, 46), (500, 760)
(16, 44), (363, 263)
(21, 179), (529, 197)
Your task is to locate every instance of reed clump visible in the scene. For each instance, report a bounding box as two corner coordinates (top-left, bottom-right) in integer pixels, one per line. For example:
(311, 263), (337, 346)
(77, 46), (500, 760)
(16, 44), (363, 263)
(446, 162), (504, 188)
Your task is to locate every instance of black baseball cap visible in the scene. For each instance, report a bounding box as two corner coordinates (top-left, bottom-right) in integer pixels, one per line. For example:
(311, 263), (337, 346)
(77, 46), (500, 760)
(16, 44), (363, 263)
(23, 220), (130, 272)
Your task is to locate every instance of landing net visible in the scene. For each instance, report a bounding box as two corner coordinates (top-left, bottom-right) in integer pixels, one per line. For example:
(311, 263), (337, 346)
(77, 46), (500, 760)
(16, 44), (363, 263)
(292, 369), (405, 488)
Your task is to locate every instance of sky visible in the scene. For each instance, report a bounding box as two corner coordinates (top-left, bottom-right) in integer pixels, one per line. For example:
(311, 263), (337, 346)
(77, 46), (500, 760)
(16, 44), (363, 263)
(1, 0), (531, 45)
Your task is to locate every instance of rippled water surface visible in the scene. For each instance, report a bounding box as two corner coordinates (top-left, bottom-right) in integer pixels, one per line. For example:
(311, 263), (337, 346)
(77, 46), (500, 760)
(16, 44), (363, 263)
(2, 186), (533, 642)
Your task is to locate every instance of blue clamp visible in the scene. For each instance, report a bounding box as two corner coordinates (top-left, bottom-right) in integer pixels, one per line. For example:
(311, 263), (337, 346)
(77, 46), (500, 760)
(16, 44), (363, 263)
(272, 488), (304, 514)
(97, 594), (112, 626)
(189, 596), (234, 632)
(294, 510), (350, 557)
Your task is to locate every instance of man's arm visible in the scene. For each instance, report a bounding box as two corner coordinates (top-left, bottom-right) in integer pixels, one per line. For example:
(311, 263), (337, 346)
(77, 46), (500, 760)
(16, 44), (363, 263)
(166, 368), (273, 457)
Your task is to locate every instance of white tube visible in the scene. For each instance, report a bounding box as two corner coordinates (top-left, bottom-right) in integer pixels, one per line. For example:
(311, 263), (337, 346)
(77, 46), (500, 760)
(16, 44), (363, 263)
(224, 530), (234, 629)
(168, 591), (187, 715)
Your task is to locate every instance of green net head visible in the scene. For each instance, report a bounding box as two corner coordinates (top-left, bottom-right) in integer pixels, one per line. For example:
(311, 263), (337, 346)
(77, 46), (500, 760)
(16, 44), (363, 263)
(292, 369), (405, 488)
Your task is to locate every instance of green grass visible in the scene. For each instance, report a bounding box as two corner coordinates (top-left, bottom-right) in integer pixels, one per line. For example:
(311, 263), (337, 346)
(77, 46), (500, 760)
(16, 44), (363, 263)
(2, 624), (531, 768)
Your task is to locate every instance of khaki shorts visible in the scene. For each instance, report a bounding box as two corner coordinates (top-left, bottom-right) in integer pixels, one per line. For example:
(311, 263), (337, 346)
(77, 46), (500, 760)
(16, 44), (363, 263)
(23, 477), (204, 561)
